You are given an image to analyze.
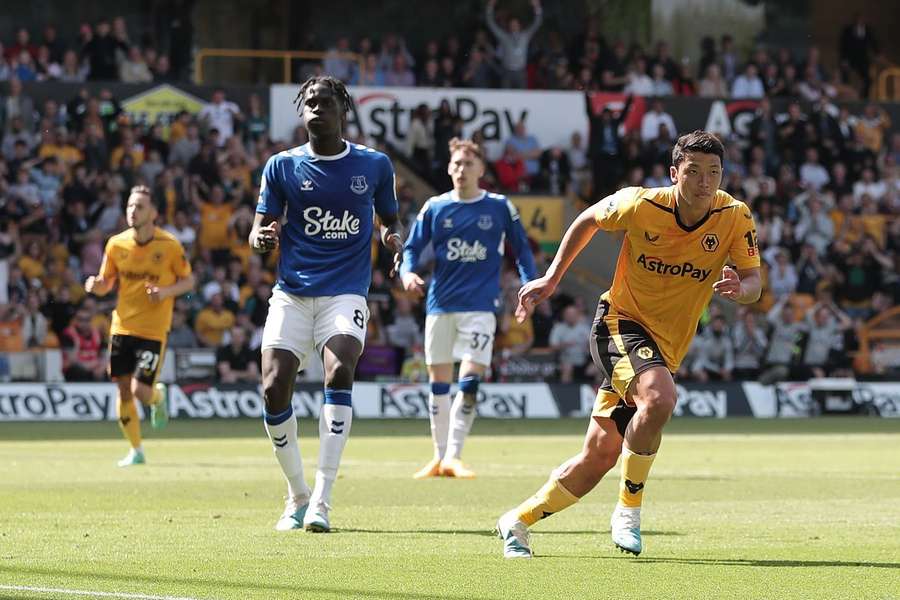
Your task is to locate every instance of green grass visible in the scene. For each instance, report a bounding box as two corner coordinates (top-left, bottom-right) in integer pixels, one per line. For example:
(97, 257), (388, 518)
(1, 418), (898, 600)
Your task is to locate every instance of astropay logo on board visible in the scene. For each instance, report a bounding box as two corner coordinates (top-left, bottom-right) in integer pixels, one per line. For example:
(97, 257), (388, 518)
(303, 207), (361, 240)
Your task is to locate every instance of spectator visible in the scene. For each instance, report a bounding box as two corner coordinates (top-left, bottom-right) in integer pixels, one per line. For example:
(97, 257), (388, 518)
(767, 249), (799, 299)
(2, 78), (36, 133)
(58, 49), (87, 82)
(119, 45), (153, 83)
(505, 120), (542, 183)
(799, 147), (830, 191)
(698, 64), (729, 98)
(731, 63), (765, 98)
(195, 292), (235, 347)
(494, 145), (527, 193)
(852, 167), (886, 202)
(20, 291), (50, 348)
(485, 0), (543, 89)
(839, 13), (879, 98)
(548, 305), (591, 383)
(691, 315), (735, 381)
(759, 297), (804, 384)
(795, 195), (835, 255)
(216, 325), (259, 383)
(406, 103), (433, 175)
(164, 209), (197, 257)
(537, 146), (571, 194)
(383, 53), (415, 87)
(649, 63), (674, 96)
(60, 303), (106, 381)
(585, 93), (631, 196)
(199, 89), (242, 146)
(731, 308), (768, 380)
(623, 57), (653, 96)
(640, 99), (677, 144)
(194, 182), (235, 265)
(170, 123), (201, 167)
(81, 19), (124, 81)
(167, 309), (198, 350)
(800, 303), (853, 378)
(323, 36), (355, 83)
(719, 34), (739, 83)
(6, 28), (38, 62)
(385, 297), (422, 350)
(460, 47), (495, 88)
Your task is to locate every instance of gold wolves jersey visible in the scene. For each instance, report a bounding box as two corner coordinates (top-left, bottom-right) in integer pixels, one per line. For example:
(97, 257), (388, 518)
(100, 227), (192, 341)
(593, 186), (760, 370)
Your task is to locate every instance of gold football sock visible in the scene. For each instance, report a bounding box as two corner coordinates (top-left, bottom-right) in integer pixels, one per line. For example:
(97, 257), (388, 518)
(618, 446), (656, 508)
(514, 479), (579, 527)
(117, 397), (142, 449)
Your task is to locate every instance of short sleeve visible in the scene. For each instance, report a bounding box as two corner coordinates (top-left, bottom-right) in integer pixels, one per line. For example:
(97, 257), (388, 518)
(171, 243), (193, 278)
(99, 239), (117, 279)
(729, 204), (762, 271)
(256, 155), (285, 216)
(374, 154), (399, 219)
(594, 187), (640, 231)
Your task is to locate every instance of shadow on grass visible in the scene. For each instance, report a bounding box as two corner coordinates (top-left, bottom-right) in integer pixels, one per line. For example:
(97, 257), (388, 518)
(580, 556), (900, 569)
(340, 529), (682, 537)
(0, 564), (497, 600)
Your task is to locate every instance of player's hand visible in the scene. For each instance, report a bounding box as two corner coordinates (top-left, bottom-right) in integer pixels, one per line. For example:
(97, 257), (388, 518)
(713, 266), (742, 301)
(145, 282), (164, 303)
(383, 233), (403, 278)
(402, 272), (426, 298)
(84, 275), (99, 294)
(515, 275), (557, 323)
(253, 222), (280, 253)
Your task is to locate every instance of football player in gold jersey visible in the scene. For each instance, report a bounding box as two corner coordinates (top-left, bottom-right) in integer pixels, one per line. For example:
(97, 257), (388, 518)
(496, 131), (762, 558)
(85, 186), (195, 467)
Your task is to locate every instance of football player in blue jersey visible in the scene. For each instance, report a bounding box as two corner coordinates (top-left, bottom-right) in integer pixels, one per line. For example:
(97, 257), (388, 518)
(401, 137), (537, 479)
(250, 76), (403, 532)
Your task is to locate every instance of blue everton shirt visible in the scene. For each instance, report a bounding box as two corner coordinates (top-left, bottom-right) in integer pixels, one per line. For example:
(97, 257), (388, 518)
(256, 141), (398, 297)
(401, 190), (537, 314)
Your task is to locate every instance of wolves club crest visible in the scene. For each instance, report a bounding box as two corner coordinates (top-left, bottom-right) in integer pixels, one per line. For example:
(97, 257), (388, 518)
(350, 175), (369, 195)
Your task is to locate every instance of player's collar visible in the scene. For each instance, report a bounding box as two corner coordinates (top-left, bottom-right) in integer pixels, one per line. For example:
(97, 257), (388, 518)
(450, 189), (486, 203)
(305, 139), (350, 161)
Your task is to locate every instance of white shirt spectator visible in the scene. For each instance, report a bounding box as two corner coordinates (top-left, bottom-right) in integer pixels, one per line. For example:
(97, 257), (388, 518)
(164, 223), (197, 255)
(549, 319), (591, 367)
(640, 108), (677, 142)
(767, 256), (799, 299)
(853, 179), (886, 201)
(199, 95), (241, 146)
(799, 161), (830, 191)
(624, 73), (654, 96)
(731, 74), (765, 98)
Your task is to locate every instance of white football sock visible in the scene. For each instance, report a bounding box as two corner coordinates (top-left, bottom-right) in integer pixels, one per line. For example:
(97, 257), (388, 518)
(429, 390), (451, 460)
(310, 402), (353, 508)
(264, 408), (310, 501)
(445, 390), (477, 460)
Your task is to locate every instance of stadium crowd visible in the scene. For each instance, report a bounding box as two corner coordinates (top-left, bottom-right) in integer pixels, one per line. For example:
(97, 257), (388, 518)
(0, 10), (897, 383)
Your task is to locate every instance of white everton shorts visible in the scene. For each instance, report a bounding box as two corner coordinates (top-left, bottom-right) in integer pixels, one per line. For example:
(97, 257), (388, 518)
(425, 311), (497, 367)
(261, 289), (368, 371)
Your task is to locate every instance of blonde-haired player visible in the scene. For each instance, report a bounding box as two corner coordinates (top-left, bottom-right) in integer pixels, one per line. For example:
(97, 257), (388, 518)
(496, 131), (762, 557)
(85, 186), (195, 467)
(402, 138), (536, 479)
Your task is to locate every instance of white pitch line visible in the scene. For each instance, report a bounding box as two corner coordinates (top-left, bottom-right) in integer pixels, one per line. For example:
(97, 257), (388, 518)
(0, 584), (205, 600)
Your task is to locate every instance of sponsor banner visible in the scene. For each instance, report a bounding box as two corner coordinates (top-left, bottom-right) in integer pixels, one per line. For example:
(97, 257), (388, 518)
(270, 85), (588, 157)
(0, 383), (122, 421)
(508, 195), (565, 251)
(2, 380), (896, 421)
(575, 382), (753, 418)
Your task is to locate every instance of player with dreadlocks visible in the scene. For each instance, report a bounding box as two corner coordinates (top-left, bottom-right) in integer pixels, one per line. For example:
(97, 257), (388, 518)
(250, 76), (403, 532)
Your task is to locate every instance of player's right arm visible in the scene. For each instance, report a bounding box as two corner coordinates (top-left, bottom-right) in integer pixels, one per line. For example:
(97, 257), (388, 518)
(515, 188), (636, 322)
(85, 239), (118, 296)
(250, 155), (285, 253)
(400, 200), (433, 298)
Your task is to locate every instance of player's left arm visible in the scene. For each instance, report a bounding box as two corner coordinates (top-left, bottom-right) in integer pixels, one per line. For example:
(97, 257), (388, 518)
(715, 205), (763, 304)
(147, 247), (196, 303)
(374, 156), (403, 277)
(505, 199), (538, 284)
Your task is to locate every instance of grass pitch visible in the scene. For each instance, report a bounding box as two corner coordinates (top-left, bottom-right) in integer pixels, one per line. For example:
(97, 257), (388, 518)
(0, 417), (898, 600)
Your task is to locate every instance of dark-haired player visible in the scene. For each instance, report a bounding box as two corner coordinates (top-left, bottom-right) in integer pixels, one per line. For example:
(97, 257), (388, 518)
(85, 185), (195, 467)
(401, 138), (536, 480)
(496, 131), (762, 558)
(250, 76), (402, 532)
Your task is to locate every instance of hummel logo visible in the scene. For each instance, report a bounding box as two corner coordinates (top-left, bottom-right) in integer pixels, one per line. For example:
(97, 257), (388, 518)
(120, 417), (131, 426)
(461, 403), (475, 415)
(330, 420), (345, 435)
(273, 434), (288, 448)
(644, 232), (660, 243)
(301, 179), (313, 191)
(624, 479), (644, 494)
(443, 218), (453, 229)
